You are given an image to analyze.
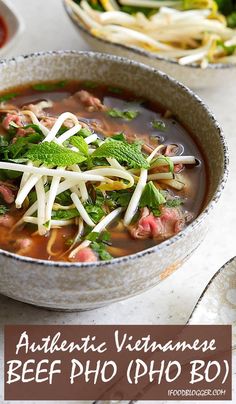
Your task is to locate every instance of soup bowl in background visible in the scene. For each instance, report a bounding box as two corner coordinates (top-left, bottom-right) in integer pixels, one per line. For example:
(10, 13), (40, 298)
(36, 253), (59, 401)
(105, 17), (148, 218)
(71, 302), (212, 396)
(63, 0), (236, 90)
(0, 51), (228, 311)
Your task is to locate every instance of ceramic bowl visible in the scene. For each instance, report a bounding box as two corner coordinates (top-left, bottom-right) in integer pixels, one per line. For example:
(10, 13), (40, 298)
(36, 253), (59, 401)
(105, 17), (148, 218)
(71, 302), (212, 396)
(0, 0), (24, 57)
(63, 0), (236, 90)
(0, 51), (228, 311)
(189, 256), (236, 347)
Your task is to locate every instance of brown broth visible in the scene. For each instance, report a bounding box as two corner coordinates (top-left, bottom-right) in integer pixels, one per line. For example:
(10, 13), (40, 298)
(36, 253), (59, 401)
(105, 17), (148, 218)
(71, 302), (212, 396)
(0, 81), (207, 261)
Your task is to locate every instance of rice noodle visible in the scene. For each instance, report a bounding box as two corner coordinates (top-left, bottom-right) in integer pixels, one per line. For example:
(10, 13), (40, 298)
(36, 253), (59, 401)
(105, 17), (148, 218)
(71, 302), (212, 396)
(47, 229), (62, 256)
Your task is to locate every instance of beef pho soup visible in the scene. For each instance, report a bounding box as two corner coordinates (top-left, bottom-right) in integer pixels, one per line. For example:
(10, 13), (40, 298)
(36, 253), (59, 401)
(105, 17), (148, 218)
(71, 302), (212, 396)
(0, 81), (206, 262)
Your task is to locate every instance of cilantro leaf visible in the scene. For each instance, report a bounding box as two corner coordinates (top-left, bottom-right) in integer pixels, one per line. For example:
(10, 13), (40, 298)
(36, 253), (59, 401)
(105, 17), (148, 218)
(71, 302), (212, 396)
(7, 133), (43, 159)
(92, 139), (149, 169)
(55, 190), (72, 206)
(83, 81), (98, 89)
(51, 208), (79, 220)
(0, 93), (18, 103)
(26, 142), (87, 166)
(0, 204), (8, 216)
(227, 12), (236, 28)
(108, 189), (133, 208)
(108, 86), (123, 94)
(151, 119), (166, 131)
(165, 198), (184, 208)
(85, 204), (105, 223)
(108, 108), (139, 121)
(140, 181), (166, 211)
(90, 241), (113, 261)
(32, 81), (67, 91)
(110, 132), (126, 142)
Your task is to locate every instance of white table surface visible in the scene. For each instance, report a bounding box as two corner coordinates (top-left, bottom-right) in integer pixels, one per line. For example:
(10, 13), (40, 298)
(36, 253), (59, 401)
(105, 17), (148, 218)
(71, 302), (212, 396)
(0, 0), (235, 403)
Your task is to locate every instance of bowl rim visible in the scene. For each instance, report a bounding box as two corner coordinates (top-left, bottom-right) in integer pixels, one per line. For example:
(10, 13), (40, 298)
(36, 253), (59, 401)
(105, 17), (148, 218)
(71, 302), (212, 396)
(63, 0), (236, 71)
(0, 0), (25, 56)
(0, 50), (229, 268)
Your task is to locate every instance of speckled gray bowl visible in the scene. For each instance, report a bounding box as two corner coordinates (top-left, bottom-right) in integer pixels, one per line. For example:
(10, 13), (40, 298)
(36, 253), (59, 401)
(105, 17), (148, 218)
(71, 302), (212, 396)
(64, 0), (236, 90)
(0, 51), (228, 311)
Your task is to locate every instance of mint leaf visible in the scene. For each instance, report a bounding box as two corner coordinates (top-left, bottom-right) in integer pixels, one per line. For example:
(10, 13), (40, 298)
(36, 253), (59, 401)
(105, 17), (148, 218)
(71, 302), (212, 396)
(92, 139), (149, 169)
(70, 136), (89, 156)
(151, 119), (166, 131)
(26, 142), (87, 166)
(108, 108), (139, 121)
(0, 204), (8, 216)
(51, 208), (79, 220)
(140, 181), (166, 210)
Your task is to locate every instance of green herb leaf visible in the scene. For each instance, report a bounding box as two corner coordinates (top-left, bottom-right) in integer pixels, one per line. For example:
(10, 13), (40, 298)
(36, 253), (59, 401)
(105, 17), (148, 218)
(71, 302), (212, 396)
(26, 142), (87, 166)
(70, 136), (89, 156)
(151, 119), (166, 131)
(78, 127), (92, 138)
(32, 81), (67, 91)
(108, 86), (123, 94)
(110, 132), (126, 142)
(108, 189), (133, 208)
(165, 198), (184, 208)
(140, 181), (166, 211)
(22, 124), (44, 135)
(0, 93), (18, 103)
(55, 190), (72, 206)
(85, 203), (105, 223)
(0, 135), (9, 147)
(86, 231), (100, 242)
(0, 204), (8, 216)
(83, 81), (98, 89)
(92, 139), (149, 169)
(91, 241), (113, 261)
(3, 133), (44, 161)
(227, 12), (236, 28)
(108, 108), (139, 121)
(51, 208), (79, 220)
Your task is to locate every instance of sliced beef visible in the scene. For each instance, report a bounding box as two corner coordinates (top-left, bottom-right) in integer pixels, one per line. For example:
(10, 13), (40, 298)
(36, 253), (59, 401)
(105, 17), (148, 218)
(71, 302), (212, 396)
(2, 113), (22, 130)
(51, 90), (107, 114)
(0, 214), (15, 228)
(72, 247), (98, 262)
(130, 207), (186, 240)
(0, 183), (15, 204)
